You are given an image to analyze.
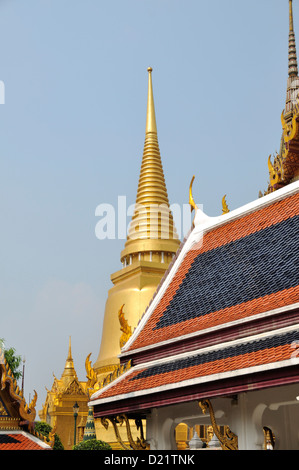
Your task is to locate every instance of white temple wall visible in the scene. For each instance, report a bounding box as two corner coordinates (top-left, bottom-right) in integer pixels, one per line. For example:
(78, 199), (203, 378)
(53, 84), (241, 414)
(145, 384), (299, 450)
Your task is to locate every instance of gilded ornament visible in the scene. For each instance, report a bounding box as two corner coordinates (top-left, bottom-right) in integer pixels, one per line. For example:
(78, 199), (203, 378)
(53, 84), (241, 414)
(85, 353), (99, 395)
(199, 399), (238, 450)
(222, 195), (229, 214)
(0, 352), (37, 425)
(268, 154), (283, 190)
(118, 304), (132, 348)
(263, 426), (275, 450)
(189, 175), (198, 214)
(101, 414), (147, 450)
(48, 418), (57, 448)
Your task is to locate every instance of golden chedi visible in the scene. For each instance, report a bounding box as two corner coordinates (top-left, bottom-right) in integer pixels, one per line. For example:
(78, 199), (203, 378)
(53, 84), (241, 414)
(93, 67), (180, 380)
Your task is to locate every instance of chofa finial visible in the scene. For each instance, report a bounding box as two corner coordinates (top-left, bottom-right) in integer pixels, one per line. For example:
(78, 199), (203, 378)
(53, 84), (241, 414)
(222, 195), (230, 214)
(189, 175), (198, 214)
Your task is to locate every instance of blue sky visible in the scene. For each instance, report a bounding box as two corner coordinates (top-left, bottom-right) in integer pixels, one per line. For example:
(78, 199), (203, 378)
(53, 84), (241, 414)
(0, 0), (293, 412)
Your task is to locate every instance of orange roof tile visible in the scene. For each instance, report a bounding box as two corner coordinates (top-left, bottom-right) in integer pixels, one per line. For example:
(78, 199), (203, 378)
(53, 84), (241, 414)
(0, 432), (51, 450)
(92, 329), (299, 402)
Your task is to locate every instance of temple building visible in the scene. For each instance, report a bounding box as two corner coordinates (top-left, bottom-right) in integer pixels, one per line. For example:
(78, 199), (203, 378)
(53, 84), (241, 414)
(89, 1), (299, 450)
(38, 338), (89, 450)
(0, 347), (53, 450)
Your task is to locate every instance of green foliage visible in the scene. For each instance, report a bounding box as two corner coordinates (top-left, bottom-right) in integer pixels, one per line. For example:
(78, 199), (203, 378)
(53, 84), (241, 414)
(73, 439), (112, 450)
(4, 346), (22, 380)
(34, 421), (64, 450)
(0, 339), (22, 380)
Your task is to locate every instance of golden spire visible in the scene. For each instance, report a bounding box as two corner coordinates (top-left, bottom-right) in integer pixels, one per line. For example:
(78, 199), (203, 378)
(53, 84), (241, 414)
(93, 67), (180, 379)
(289, 0), (298, 77)
(290, 0), (295, 31)
(61, 336), (78, 385)
(284, 1), (299, 122)
(121, 67), (180, 263)
(145, 67), (157, 134)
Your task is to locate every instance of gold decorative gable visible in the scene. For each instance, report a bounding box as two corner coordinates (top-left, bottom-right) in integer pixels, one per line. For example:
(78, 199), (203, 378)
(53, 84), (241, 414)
(64, 379), (86, 396)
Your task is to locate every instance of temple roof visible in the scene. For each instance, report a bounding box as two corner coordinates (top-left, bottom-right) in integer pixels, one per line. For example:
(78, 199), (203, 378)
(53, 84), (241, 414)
(0, 347), (53, 450)
(123, 180), (299, 353)
(90, 327), (299, 407)
(90, 180), (299, 411)
(0, 431), (52, 450)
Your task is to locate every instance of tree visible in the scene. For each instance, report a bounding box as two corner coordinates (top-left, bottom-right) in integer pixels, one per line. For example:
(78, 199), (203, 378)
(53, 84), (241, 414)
(73, 439), (112, 450)
(4, 347), (22, 380)
(0, 338), (22, 380)
(34, 421), (64, 450)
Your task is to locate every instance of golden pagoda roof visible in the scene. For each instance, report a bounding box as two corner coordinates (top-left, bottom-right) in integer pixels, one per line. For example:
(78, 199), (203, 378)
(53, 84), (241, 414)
(60, 336), (78, 387)
(43, 337), (87, 398)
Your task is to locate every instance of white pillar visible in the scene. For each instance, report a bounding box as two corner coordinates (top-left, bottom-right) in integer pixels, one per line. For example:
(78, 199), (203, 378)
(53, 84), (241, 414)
(229, 393), (265, 450)
(146, 408), (177, 450)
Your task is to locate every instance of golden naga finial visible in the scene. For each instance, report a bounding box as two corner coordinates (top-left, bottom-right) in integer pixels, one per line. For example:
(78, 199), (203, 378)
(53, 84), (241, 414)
(222, 195), (229, 214)
(85, 353), (99, 394)
(48, 418), (57, 448)
(268, 154), (283, 189)
(189, 175), (198, 214)
(199, 399), (238, 450)
(29, 389), (38, 412)
(268, 155), (277, 186)
(118, 304), (132, 348)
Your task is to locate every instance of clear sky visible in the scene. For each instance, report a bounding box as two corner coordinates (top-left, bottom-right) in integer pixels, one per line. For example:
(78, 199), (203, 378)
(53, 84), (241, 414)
(0, 0), (294, 412)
